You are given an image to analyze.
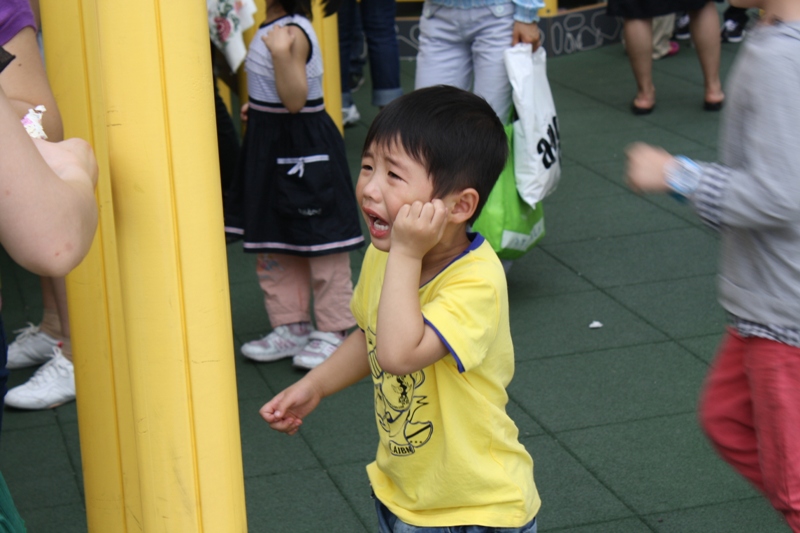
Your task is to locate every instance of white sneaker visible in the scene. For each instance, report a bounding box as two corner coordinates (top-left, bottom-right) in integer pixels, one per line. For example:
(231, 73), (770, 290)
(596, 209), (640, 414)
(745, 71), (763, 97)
(5, 348), (75, 410)
(241, 325), (310, 362)
(6, 323), (60, 369)
(342, 104), (360, 127)
(292, 331), (344, 370)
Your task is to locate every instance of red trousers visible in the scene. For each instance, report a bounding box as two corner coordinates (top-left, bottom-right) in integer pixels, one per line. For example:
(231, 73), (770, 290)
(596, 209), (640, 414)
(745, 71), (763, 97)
(699, 328), (800, 532)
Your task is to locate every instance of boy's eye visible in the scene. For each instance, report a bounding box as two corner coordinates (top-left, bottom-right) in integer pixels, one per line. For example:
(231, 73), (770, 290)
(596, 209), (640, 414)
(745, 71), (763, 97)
(361, 164), (373, 171)
(388, 171), (403, 181)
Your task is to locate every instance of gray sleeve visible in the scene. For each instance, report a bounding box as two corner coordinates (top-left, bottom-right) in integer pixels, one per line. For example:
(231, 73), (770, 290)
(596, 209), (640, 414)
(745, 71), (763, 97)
(699, 52), (800, 230)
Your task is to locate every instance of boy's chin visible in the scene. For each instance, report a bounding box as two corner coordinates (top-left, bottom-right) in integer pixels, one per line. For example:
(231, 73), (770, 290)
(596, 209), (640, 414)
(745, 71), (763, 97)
(369, 237), (391, 252)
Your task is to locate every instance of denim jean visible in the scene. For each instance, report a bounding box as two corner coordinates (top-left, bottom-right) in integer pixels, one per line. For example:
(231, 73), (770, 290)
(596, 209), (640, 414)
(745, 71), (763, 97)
(338, 0), (403, 108)
(375, 498), (538, 533)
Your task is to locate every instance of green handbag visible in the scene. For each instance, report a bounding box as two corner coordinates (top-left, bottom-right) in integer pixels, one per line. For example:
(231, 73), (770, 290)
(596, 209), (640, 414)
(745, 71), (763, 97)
(472, 122), (545, 260)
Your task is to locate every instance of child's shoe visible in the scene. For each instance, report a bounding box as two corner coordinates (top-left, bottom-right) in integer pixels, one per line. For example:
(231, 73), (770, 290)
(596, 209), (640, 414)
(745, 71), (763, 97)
(292, 331), (345, 370)
(5, 347), (75, 409)
(241, 324), (310, 362)
(6, 323), (60, 369)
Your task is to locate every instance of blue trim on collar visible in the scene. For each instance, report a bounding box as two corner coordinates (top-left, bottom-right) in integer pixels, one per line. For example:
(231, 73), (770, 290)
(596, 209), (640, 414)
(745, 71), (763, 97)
(420, 232), (485, 290)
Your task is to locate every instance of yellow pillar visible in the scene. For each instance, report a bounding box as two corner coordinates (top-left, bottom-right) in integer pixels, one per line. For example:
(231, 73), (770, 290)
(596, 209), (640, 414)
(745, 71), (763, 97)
(539, 0), (558, 17)
(66, 0), (246, 530)
(40, 1), (140, 530)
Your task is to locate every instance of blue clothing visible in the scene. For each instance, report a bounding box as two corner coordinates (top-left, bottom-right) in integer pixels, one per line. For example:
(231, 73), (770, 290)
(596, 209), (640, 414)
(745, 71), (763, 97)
(375, 497), (538, 533)
(426, 0), (544, 24)
(338, 0), (402, 108)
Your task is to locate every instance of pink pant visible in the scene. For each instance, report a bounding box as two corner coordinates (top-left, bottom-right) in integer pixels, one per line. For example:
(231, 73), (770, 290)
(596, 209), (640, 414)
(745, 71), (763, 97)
(699, 328), (800, 532)
(256, 252), (356, 332)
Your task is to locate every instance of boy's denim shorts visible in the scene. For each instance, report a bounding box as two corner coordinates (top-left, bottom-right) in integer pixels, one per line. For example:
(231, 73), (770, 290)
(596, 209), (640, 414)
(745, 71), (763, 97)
(375, 497), (538, 533)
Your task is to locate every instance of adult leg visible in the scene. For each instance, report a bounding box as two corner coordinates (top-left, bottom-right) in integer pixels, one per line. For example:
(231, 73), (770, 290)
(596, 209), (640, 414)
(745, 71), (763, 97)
(471, 5), (515, 122)
(745, 337), (800, 531)
(689, 2), (724, 107)
(415, 3), (473, 92)
(338, 0), (358, 110)
(360, 0), (402, 107)
(623, 18), (656, 112)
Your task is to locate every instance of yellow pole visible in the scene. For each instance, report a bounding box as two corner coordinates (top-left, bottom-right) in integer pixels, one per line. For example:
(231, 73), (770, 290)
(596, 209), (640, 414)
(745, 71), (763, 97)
(94, 0), (247, 530)
(39, 1), (140, 530)
(539, 0), (558, 17)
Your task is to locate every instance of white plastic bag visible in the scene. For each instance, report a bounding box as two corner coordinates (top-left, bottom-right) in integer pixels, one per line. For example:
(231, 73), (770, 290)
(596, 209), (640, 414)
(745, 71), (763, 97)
(504, 44), (561, 207)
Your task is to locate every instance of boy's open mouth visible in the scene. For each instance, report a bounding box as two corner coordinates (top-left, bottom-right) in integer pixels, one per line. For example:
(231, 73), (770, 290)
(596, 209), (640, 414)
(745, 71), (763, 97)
(370, 215), (390, 232)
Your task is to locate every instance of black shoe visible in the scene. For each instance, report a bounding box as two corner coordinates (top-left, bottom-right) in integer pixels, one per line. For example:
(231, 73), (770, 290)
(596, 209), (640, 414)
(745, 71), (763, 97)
(721, 19), (746, 43)
(673, 13), (690, 40)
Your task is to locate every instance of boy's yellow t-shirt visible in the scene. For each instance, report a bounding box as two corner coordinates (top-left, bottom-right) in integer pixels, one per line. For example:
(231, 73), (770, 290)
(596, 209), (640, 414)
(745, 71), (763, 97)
(351, 234), (540, 528)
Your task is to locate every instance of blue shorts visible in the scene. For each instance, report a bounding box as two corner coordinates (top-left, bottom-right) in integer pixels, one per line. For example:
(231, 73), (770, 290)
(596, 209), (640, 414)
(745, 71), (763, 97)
(375, 497), (538, 533)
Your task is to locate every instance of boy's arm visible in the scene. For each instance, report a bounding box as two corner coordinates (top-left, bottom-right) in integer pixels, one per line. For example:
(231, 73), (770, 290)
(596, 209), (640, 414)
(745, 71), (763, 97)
(260, 329), (370, 434)
(376, 201), (450, 376)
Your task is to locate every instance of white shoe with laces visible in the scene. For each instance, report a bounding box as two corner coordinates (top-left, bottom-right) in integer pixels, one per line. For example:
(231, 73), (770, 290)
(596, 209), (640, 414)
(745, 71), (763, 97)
(4, 347), (75, 409)
(241, 325), (310, 362)
(6, 323), (60, 369)
(292, 331), (344, 370)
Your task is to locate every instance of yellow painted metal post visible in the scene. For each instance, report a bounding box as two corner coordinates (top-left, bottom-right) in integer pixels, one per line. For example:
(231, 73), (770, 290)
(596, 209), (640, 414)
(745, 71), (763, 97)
(91, 0), (247, 530)
(39, 1), (140, 530)
(539, 0), (558, 17)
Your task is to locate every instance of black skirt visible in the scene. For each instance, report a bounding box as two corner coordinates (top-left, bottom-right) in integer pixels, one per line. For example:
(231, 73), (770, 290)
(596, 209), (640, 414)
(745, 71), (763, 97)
(606, 0), (711, 19)
(225, 98), (365, 257)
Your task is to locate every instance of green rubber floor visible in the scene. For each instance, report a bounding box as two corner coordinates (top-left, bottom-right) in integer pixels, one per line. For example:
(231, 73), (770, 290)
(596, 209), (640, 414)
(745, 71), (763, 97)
(0, 36), (791, 532)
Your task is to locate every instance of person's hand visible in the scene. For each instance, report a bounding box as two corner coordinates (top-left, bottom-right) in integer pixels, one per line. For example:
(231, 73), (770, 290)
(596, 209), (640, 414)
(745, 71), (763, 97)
(390, 199), (448, 259)
(263, 26), (295, 57)
(33, 137), (98, 189)
(512, 21), (541, 51)
(625, 142), (673, 194)
(240, 102), (249, 123)
(260, 380), (323, 435)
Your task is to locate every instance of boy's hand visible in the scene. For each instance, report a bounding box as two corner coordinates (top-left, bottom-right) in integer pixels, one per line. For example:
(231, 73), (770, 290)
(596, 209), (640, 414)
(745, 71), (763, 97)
(259, 380), (322, 435)
(263, 26), (294, 57)
(626, 142), (673, 194)
(391, 199), (448, 259)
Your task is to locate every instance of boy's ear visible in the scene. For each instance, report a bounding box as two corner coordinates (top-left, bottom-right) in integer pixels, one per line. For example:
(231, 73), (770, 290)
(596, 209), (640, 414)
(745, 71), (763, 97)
(446, 188), (479, 224)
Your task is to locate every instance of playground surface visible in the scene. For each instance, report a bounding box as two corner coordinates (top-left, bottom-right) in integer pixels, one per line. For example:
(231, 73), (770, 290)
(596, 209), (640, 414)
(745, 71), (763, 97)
(0, 37), (792, 532)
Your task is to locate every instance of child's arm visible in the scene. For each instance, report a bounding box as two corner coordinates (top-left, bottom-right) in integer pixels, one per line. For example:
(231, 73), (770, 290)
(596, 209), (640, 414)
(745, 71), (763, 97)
(260, 328), (370, 434)
(376, 200), (451, 376)
(263, 25), (309, 113)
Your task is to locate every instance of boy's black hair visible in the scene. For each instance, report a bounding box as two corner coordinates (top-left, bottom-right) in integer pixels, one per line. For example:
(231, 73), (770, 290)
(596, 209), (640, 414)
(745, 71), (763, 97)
(276, 0), (341, 20)
(362, 85), (508, 224)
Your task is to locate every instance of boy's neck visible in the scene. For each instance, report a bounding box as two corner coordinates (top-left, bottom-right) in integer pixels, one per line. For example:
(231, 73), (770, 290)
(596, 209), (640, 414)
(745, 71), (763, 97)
(419, 224), (472, 285)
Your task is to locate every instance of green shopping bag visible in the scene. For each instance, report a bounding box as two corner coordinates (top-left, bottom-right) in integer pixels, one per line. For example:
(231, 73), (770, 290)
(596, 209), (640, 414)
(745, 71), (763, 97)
(472, 122), (545, 260)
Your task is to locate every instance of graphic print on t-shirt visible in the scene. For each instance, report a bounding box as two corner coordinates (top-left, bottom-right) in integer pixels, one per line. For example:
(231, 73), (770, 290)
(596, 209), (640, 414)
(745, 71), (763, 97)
(367, 327), (433, 456)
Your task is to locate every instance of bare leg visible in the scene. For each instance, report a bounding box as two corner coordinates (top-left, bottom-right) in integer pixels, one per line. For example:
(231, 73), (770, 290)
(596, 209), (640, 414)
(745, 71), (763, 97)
(623, 18), (656, 110)
(689, 2), (725, 105)
(39, 276), (71, 362)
